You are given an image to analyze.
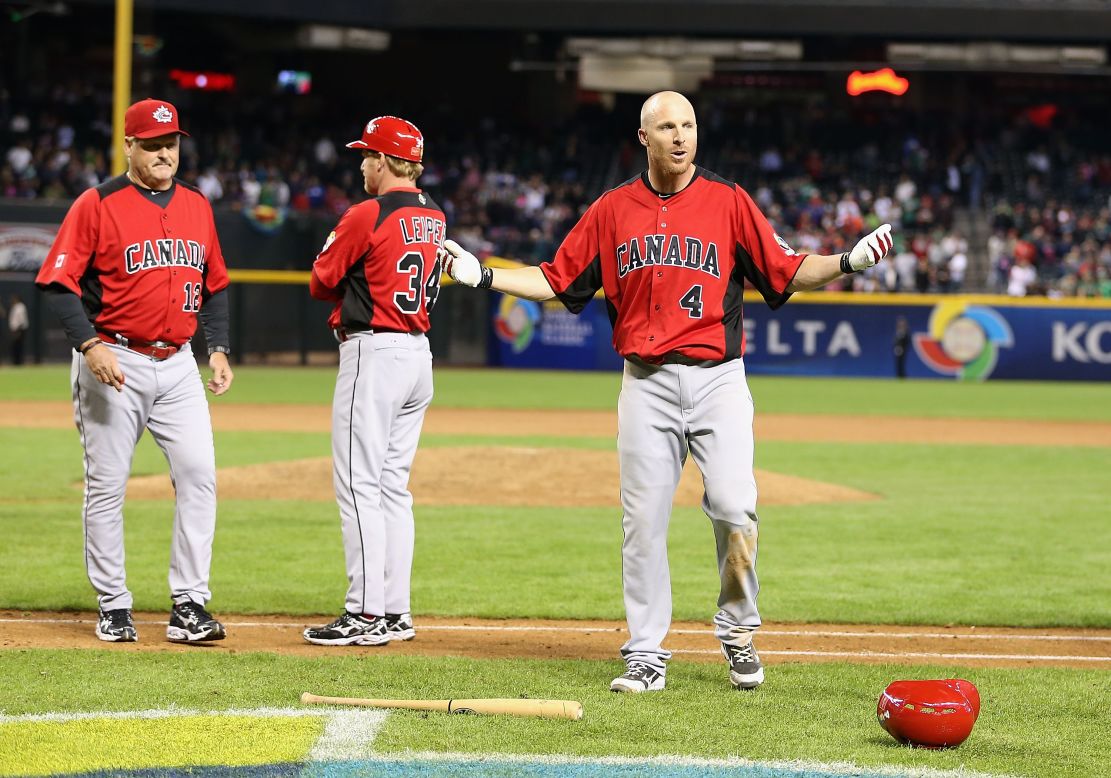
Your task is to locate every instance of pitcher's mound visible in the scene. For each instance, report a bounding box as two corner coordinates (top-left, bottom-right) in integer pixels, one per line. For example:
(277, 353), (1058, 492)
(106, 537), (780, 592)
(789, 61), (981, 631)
(125, 447), (876, 507)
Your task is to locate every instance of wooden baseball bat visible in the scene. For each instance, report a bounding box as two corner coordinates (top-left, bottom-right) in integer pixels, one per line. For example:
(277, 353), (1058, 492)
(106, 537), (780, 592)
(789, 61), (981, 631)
(300, 692), (583, 720)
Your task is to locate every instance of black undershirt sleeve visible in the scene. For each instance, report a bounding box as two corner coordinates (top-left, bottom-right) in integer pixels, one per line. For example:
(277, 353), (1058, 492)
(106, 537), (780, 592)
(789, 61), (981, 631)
(42, 285), (97, 350)
(197, 288), (231, 353)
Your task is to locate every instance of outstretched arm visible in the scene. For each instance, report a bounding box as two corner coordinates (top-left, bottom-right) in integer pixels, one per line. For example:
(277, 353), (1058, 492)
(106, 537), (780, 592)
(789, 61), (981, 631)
(787, 224), (893, 293)
(442, 240), (556, 301)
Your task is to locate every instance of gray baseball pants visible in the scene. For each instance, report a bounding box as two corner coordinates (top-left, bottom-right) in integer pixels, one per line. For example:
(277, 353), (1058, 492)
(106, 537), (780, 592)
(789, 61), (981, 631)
(72, 342), (217, 611)
(617, 357), (761, 675)
(331, 331), (433, 618)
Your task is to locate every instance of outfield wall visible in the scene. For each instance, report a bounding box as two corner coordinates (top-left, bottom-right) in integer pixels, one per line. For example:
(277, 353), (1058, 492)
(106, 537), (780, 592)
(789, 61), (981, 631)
(490, 292), (1111, 381)
(4, 205), (1109, 379)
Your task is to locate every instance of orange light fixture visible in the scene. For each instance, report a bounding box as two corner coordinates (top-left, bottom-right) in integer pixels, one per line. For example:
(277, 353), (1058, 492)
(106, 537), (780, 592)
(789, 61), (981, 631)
(847, 67), (909, 96)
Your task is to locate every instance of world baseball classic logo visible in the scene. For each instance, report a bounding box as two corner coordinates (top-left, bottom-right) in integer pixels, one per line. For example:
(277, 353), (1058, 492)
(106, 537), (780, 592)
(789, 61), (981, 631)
(493, 295), (541, 353)
(913, 302), (1014, 380)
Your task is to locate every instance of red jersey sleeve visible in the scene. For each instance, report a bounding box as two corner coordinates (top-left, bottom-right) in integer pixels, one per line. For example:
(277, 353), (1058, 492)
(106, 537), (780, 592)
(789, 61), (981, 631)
(539, 199), (604, 314)
(733, 185), (807, 310)
(34, 188), (101, 295)
(311, 201), (378, 299)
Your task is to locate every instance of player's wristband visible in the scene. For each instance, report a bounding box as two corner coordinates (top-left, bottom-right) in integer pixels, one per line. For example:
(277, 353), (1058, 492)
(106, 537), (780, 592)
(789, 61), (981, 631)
(79, 339), (103, 355)
(477, 265), (494, 289)
(839, 252), (856, 274)
(208, 345), (231, 356)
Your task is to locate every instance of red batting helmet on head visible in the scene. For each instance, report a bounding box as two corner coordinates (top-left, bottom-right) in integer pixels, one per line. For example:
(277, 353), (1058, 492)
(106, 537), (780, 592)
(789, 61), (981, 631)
(346, 116), (424, 162)
(877, 679), (980, 749)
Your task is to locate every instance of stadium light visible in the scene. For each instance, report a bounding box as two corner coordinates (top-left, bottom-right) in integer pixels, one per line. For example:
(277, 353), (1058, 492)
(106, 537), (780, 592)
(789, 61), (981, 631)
(847, 67), (909, 96)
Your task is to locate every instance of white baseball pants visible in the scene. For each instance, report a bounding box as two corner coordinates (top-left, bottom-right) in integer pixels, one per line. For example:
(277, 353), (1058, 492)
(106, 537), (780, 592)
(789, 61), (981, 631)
(331, 331), (433, 618)
(617, 357), (761, 675)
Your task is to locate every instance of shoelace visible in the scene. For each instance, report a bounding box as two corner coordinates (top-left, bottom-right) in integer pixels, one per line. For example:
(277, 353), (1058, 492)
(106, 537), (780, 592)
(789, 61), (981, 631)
(727, 643), (757, 663)
(105, 611), (131, 629)
(327, 613), (375, 631)
(177, 602), (212, 624)
(624, 661), (654, 678)
(326, 614), (356, 629)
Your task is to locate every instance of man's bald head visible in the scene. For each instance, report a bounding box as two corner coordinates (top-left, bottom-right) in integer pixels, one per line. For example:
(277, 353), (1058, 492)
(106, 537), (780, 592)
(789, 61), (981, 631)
(637, 91), (698, 191)
(639, 91), (696, 130)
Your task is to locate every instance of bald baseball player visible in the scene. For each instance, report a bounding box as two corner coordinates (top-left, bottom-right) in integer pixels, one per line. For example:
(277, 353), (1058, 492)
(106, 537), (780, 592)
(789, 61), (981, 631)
(444, 91), (893, 692)
(303, 116), (442, 646)
(36, 98), (233, 644)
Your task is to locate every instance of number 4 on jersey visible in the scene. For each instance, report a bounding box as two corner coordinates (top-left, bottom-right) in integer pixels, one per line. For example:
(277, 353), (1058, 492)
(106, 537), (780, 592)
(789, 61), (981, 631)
(680, 284), (703, 318)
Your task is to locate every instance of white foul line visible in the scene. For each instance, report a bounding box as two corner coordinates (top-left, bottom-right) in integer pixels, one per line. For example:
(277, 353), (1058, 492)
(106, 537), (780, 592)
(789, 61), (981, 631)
(3, 617), (1109, 642)
(307, 709), (389, 762)
(673, 648), (1111, 662)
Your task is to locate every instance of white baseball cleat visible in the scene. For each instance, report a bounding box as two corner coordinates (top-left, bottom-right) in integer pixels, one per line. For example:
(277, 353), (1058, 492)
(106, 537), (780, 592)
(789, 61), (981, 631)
(385, 612), (415, 641)
(610, 661), (666, 693)
(166, 601), (226, 642)
(302, 611), (391, 646)
(722, 641), (764, 689)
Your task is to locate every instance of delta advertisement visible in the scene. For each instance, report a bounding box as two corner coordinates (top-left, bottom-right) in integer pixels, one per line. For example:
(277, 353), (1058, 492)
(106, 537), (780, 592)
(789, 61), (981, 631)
(489, 293), (1111, 381)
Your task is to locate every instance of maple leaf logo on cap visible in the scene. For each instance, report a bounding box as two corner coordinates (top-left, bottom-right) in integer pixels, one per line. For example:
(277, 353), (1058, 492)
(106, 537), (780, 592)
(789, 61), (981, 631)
(152, 105), (174, 124)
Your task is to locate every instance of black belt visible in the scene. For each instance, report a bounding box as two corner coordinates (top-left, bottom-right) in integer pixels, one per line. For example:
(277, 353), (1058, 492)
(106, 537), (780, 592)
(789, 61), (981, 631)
(97, 331), (183, 361)
(628, 353), (738, 368)
(333, 326), (422, 343)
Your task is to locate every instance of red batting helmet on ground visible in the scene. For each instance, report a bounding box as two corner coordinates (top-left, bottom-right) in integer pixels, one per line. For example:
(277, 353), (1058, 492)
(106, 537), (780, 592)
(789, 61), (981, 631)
(877, 679), (980, 749)
(346, 116), (424, 162)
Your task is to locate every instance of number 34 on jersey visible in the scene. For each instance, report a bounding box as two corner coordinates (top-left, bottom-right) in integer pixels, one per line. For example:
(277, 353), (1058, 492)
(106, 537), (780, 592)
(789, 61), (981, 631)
(310, 189), (446, 334)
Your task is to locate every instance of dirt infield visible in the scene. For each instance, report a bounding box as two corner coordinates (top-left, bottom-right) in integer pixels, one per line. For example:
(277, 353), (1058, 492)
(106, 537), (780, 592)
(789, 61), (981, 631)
(3, 400), (1110, 446)
(4, 399), (1107, 671)
(125, 449), (875, 507)
(3, 611), (1110, 670)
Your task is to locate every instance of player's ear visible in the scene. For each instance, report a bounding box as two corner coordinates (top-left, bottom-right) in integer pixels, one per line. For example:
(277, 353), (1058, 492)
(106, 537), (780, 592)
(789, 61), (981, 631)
(637, 128), (649, 147)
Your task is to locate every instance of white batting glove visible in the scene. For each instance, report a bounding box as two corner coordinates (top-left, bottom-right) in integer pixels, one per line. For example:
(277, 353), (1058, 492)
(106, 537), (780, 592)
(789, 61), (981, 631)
(844, 223), (894, 272)
(443, 239), (491, 288)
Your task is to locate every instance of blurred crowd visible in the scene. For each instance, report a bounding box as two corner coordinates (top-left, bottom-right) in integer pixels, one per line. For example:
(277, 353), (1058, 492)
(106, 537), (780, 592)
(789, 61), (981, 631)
(3, 84), (1110, 297)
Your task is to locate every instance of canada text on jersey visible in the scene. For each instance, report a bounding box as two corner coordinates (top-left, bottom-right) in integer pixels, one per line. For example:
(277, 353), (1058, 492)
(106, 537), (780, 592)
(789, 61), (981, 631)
(617, 235), (720, 279)
(124, 239), (208, 275)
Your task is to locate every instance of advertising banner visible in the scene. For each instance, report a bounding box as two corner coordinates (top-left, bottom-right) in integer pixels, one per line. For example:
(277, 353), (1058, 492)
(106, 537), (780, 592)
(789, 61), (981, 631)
(742, 297), (1111, 381)
(490, 291), (1111, 381)
(0, 223), (57, 272)
(488, 295), (622, 371)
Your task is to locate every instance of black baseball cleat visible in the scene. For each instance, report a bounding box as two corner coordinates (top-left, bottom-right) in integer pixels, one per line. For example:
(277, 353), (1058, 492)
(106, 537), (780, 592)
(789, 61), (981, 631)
(722, 640), (765, 689)
(384, 612), (415, 641)
(167, 601), (226, 642)
(303, 612), (391, 646)
(610, 661), (666, 693)
(96, 608), (137, 642)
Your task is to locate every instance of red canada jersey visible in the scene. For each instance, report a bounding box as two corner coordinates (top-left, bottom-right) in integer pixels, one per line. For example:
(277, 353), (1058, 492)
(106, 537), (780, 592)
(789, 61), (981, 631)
(311, 187), (444, 333)
(35, 176), (229, 345)
(539, 168), (807, 362)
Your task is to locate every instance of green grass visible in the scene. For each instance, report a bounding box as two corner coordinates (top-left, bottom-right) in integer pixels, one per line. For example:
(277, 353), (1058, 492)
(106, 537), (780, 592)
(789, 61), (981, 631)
(3, 427), (1109, 626)
(1, 650), (1107, 778)
(2, 366), (1109, 777)
(3, 364), (1111, 420)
